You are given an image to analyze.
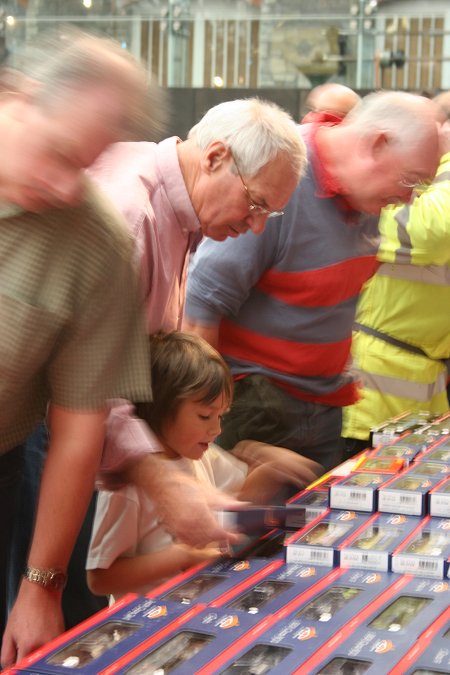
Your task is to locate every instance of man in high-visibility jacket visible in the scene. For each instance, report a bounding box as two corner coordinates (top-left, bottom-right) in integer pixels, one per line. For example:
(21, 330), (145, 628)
(342, 92), (450, 455)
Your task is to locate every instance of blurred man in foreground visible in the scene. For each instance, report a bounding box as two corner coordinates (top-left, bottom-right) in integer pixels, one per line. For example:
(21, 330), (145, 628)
(0, 28), (159, 666)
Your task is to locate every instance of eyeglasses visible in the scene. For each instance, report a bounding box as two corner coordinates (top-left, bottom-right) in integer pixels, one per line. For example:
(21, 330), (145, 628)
(231, 151), (284, 219)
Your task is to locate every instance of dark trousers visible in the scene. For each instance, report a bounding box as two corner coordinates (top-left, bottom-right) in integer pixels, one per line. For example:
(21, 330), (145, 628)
(218, 374), (344, 474)
(4, 422), (107, 646)
(0, 445), (24, 642)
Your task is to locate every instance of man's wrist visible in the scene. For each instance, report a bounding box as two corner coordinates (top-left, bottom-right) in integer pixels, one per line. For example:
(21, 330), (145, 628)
(24, 566), (67, 592)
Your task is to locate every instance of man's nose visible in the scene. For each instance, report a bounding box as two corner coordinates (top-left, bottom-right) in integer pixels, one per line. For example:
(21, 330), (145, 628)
(247, 213), (269, 235)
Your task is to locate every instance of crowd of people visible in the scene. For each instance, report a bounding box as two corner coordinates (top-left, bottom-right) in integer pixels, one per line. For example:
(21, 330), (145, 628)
(0, 26), (449, 669)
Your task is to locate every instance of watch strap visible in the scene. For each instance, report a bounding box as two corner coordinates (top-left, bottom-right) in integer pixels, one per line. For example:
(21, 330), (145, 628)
(24, 566), (67, 591)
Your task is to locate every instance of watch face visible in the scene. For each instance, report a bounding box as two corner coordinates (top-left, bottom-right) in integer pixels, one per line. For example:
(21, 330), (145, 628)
(48, 570), (66, 589)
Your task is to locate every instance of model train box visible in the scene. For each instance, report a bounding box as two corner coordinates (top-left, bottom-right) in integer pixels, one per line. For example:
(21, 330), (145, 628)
(216, 504), (307, 535)
(391, 516), (450, 578)
(406, 459), (450, 477)
(148, 556), (282, 607)
(195, 568), (398, 675)
(339, 512), (422, 572)
(13, 594), (203, 675)
(329, 472), (392, 512)
(287, 487), (330, 521)
(96, 605), (273, 674)
(299, 574), (450, 674)
(377, 471), (444, 517)
(369, 439), (425, 464)
(210, 563), (332, 615)
(370, 411), (435, 447)
(389, 605), (450, 675)
(285, 510), (372, 567)
(353, 456), (407, 474)
(429, 475), (450, 517)
(416, 438), (450, 465)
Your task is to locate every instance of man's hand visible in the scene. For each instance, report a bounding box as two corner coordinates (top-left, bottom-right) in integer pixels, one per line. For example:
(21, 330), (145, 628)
(126, 455), (244, 547)
(231, 440), (323, 503)
(1, 582), (64, 669)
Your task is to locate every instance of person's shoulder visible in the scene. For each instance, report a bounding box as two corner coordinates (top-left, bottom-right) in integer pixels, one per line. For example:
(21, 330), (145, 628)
(78, 178), (135, 255)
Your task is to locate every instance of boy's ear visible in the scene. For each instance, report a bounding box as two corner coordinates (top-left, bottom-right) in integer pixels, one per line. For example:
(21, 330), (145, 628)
(202, 140), (230, 173)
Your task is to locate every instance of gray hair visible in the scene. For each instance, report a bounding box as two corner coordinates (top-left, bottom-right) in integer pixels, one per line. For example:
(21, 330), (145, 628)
(344, 90), (437, 150)
(2, 25), (168, 141)
(188, 97), (307, 179)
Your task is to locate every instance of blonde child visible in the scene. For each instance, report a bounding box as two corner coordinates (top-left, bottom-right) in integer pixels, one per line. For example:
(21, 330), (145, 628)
(87, 332), (321, 601)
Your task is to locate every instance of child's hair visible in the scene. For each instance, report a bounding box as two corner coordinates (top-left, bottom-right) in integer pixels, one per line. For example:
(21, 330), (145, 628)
(135, 331), (233, 435)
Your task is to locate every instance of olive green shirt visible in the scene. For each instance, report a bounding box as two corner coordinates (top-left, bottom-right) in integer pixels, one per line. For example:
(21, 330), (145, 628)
(0, 179), (151, 453)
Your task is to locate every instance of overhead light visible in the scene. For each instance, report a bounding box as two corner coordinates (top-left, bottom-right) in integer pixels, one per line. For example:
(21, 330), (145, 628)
(213, 75), (224, 88)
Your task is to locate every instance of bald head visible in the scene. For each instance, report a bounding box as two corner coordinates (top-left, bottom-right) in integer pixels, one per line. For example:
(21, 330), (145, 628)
(318, 90), (441, 215)
(304, 83), (361, 120)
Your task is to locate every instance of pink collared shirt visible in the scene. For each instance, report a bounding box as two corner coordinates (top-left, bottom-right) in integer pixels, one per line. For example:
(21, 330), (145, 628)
(89, 138), (203, 474)
(89, 136), (203, 333)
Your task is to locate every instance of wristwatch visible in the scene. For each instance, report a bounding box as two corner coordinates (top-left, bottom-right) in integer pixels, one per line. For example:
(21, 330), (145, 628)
(24, 566), (67, 591)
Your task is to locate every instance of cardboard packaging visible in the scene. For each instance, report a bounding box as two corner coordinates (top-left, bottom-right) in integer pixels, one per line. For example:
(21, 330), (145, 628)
(285, 510), (372, 566)
(339, 512), (423, 572)
(210, 563), (332, 614)
(195, 568), (399, 675)
(148, 556), (283, 608)
(369, 411), (436, 447)
(389, 605), (450, 674)
(416, 438), (450, 465)
(406, 460), (450, 477)
(13, 595), (203, 675)
(369, 439), (426, 464)
(299, 574), (450, 674)
(377, 472), (445, 517)
(328, 472), (393, 513)
(352, 456), (407, 473)
(429, 475), (450, 517)
(391, 516), (450, 578)
(287, 487), (330, 522)
(96, 605), (274, 674)
(216, 505), (307, 535)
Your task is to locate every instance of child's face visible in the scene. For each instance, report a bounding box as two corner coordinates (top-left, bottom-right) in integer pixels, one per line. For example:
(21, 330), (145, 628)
(160, 393), (229, 460)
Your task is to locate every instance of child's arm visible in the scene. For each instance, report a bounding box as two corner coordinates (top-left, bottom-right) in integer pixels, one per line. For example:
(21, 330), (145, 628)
(230, 440), (323, 504)
(87, 543), (220, 597)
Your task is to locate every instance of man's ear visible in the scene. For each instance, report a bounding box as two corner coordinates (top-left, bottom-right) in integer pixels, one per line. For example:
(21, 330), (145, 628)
(202, 140), (230, 173)
(370, 130), (389, 159)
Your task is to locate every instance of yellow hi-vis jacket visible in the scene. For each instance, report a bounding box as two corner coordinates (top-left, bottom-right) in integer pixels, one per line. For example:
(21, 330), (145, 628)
(343, 153), (450, 442)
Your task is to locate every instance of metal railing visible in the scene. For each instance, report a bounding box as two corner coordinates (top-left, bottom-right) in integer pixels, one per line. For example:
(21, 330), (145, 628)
(2, 8), (450, 92)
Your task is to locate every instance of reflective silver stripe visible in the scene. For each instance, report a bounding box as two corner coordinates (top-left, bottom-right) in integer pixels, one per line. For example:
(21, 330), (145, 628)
(394, 206), (413, 264)
(434, 170), (450, 184)
(357, 369), (448, 402)
(377, 262), (450, 286)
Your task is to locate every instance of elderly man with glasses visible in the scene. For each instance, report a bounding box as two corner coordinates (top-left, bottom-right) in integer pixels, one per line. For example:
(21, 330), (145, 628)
(183, 91), (441, 474)
(90, 98), (306, 334)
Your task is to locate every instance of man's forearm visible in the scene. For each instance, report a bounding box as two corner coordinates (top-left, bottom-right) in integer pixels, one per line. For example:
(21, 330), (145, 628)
(26, 406), (105, 572)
